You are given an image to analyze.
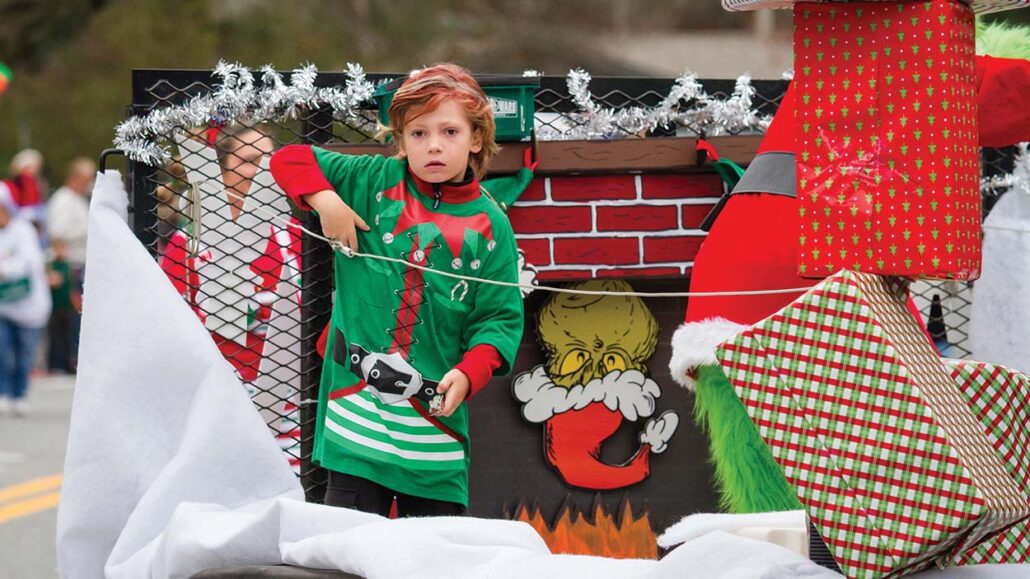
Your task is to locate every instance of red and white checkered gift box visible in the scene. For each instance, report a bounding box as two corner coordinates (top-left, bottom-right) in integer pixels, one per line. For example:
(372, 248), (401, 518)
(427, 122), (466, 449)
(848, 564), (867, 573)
(716, 270), (1030, 577)
(946, 360), (1030, 565)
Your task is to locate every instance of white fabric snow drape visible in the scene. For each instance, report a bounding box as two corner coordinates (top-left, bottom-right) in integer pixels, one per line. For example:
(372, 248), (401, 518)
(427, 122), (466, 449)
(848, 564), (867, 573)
(55, 170), (303, 579)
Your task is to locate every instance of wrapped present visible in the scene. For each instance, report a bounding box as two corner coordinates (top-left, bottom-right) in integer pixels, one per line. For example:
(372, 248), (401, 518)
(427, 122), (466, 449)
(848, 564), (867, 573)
(794, 0), (981, 280)
(722, 0), (1030, 15)
(716, 270), (1030, 577)
(945, 359), (1030, 565)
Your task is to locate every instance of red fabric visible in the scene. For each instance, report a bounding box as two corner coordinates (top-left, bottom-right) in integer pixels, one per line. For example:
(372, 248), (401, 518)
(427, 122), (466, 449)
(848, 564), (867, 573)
(4, 174), (42, 206)
(269, 145), (334, 211)
(159, 231), (201, 316)
(212, 332), (265, 383)
(976, 54), (1030, 148)
(686, 194), (819, 326)
(756, 86), (795, 154)
(454, 344), (502, 399)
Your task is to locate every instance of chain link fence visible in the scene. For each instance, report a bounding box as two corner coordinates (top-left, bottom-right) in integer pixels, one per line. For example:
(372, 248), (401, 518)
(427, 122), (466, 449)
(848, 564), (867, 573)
(125, 70), (1020, 499)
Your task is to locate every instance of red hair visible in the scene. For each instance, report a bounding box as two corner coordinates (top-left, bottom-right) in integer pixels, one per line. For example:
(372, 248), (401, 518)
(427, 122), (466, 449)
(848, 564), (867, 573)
(381, 63), (499, 180)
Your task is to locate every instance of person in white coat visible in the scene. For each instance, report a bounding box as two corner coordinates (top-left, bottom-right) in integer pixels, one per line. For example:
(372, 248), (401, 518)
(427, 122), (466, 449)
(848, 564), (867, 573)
(0, 183), (52, 416)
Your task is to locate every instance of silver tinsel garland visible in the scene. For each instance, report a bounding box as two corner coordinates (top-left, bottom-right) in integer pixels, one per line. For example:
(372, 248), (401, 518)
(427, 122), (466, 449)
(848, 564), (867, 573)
(114, 61), (375, 165)
(115, 62), (776, 166)
(547, 68), (771, 140)
(981, 143), (1030, 197)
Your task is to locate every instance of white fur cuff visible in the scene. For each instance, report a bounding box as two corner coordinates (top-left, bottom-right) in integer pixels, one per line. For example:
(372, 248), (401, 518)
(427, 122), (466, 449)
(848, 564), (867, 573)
(668, 318), (748, 391)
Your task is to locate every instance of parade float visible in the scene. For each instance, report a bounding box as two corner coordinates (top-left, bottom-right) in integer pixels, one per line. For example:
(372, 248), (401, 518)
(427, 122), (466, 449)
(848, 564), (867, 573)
(54, 1), (1030, 577)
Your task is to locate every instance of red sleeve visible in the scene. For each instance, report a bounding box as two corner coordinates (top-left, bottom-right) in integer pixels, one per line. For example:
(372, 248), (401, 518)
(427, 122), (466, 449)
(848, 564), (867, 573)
(269, 145), (335, 211)
(160, 232), (191, 297)
(975, 55), (1030, 148)
(454, 344), (503, 399)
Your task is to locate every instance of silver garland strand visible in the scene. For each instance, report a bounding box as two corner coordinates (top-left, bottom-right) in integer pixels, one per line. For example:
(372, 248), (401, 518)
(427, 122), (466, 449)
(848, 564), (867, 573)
(114, 60), (376, 165)
(544, 68), (771, 141)
(981, 143), (1030, 197)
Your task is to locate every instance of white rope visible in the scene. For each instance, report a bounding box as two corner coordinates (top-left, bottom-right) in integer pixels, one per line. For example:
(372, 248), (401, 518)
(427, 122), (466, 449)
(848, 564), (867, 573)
(189, 178), (818, 298)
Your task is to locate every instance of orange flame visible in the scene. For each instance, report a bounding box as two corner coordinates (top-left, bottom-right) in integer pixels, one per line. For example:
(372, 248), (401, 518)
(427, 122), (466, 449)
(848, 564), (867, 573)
(510, 496), (657, 559)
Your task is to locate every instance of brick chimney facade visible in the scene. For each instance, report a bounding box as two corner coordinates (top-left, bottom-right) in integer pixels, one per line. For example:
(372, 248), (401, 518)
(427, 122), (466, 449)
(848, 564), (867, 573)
(508, 172), (724, 281)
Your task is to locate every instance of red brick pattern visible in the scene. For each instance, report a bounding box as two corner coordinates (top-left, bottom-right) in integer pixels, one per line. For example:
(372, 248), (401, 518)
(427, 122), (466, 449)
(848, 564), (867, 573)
(596, 267), (682, 279)
(510, 173), (720, 281)
(516, 238), (550, 266)
(597, 206), (678, 232)
(643, 236), (705, 264)
(549, 175), (637, 202)
(536, 269), (594, 282)
(509, 206), (591, 234)
(640, 174), (723, 199)
(681, 205), (714, 229)
(519, 178), (547, 202)
(554, 237), (639, 265)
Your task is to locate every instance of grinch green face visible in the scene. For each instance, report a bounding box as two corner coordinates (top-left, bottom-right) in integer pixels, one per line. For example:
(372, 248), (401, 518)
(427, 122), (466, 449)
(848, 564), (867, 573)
(537, 280), (658, 388)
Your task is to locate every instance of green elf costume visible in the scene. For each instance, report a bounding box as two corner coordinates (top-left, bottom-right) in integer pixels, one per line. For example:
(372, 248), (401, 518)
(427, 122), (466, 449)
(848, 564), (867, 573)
(271, 144), (532, 506)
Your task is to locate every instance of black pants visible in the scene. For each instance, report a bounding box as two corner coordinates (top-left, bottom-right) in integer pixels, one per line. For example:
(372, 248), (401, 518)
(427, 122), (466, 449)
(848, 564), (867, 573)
(324, 471), (465, 518)
(47, 309), (74, 373)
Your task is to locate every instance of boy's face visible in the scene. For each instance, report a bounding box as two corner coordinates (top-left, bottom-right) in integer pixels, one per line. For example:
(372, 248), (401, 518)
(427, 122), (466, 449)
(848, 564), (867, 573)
(398, 99), (482, 184)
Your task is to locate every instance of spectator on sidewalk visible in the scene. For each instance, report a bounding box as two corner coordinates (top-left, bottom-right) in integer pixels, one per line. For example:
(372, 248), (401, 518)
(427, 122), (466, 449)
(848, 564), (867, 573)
(46, 157), (95, 374)
(4, 149), (47, 226)
(47, 157), (95, 282)
(0, 184), (52, 416)
(47, 239), (77, 374)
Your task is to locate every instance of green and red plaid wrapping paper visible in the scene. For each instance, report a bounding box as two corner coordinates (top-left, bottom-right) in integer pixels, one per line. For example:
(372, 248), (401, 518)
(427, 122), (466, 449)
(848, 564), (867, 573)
(716, 270), (1030, 577)
(946, 360), (1030, 565)
(794, 1), (982, 280)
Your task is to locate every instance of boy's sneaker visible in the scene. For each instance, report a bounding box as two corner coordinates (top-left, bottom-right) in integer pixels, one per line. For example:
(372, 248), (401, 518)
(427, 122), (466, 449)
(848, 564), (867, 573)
(11, 399), (30, 417)
(0, 398), (10, 415)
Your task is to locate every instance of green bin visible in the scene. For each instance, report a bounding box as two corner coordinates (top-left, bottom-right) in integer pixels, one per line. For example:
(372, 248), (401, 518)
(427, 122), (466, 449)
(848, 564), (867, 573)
(373, 75), (539, 142)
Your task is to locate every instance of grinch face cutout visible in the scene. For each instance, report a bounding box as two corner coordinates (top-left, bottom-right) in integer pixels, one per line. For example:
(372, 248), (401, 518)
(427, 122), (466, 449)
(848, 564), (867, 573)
(513, 280), (679, 490)
(539, 281), (657, 388)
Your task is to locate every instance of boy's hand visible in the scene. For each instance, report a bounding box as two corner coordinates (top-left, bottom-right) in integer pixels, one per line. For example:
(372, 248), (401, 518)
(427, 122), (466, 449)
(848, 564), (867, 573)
(434, 369), (471, 417)
(305, 189), (370, 252)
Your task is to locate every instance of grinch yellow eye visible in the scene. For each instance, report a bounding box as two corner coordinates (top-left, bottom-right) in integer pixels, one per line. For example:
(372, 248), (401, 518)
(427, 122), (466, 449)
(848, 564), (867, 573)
(602, 353), (627, 373)
(558, 349), (591, 376)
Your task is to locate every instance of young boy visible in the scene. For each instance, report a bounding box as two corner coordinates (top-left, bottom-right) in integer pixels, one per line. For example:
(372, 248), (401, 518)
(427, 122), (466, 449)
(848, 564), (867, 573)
(270, 64), (525, 516)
